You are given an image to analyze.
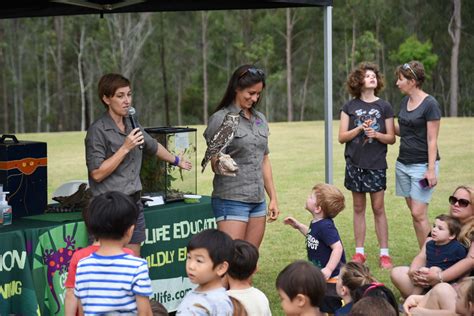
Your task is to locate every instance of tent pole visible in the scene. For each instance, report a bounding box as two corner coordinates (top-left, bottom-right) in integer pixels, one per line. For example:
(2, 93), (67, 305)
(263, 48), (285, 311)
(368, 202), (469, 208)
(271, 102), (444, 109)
(323, 5), (333, 184)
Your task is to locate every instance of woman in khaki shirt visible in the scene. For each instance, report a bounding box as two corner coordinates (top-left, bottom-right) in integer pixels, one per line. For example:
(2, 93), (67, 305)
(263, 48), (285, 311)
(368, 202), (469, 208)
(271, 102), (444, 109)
(203, 65), (280, 248)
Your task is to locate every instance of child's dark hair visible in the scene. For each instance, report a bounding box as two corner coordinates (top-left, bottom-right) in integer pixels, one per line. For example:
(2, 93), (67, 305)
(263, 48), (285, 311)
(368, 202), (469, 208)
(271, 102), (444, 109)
(276, 260), (326, 308)
(436, 214), (462, 237)
(87, 191), (138, 240)
(228, 239), (259, 280)
(340, 262), (376, 299)
(352, 283), (398, 316)
(348, 296), (396, 316)
(187, 229), (234, 268)
(150, 299), (168, 316)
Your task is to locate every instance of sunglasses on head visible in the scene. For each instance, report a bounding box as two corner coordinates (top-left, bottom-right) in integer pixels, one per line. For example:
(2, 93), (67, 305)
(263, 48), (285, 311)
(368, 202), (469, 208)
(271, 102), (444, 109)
(449, 196), (471, 208)
(239, 67), (265, 79)
(402, 63), (418, 81)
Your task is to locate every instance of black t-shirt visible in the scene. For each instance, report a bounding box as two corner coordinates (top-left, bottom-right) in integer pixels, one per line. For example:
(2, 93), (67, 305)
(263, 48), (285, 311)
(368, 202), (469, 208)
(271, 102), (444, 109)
(342, 98), (394, 169)
(397, 95), (441, 164)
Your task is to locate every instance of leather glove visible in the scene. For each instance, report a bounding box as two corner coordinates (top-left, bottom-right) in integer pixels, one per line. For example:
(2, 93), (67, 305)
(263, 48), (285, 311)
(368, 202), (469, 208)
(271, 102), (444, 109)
(214, 153), (238, 177)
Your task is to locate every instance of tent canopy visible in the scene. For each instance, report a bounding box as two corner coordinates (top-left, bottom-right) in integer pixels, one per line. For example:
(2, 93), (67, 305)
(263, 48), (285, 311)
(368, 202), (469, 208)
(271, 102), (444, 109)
(0, 0), (334, 184)
(0, 0), (332, 19)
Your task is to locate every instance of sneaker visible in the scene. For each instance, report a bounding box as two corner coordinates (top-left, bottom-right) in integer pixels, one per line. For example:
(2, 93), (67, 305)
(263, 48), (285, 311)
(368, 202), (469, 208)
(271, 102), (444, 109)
(379, 255), (393, 269)
(351, 253), (367, 264)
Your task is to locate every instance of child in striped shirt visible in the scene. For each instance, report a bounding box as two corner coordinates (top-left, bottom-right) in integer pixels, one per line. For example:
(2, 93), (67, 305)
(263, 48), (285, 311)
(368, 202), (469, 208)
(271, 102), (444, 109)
(74, 191), (153, 316)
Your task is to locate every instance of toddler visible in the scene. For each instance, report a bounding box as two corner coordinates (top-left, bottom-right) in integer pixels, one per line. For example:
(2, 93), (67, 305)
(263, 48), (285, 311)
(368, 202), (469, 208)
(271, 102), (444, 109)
(396, 214), (467, 295)
(284, 183), (346, 312)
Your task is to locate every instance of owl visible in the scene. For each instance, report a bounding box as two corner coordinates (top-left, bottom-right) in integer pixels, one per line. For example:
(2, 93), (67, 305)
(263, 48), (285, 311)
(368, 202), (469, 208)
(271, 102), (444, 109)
(201, 112), (240, 173)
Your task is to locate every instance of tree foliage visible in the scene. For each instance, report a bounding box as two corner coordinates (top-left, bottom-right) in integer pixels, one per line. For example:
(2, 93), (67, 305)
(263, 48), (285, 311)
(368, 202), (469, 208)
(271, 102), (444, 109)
(0, 1), (472, 133)
(390, 35), (439, 78)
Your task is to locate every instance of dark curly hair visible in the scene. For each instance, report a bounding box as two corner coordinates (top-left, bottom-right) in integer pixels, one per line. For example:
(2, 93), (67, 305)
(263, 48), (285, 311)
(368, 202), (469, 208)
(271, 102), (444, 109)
(346, 62), (385, 98)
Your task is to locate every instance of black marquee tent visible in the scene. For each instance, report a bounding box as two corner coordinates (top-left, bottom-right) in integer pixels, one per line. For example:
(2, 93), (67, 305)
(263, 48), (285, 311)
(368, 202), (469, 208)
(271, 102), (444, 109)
(0, 0), (335, 183)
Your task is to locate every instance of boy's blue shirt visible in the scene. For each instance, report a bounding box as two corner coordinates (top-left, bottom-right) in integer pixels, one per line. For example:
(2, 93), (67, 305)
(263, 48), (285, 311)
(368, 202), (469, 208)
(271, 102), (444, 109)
(306, 218), (346, 278)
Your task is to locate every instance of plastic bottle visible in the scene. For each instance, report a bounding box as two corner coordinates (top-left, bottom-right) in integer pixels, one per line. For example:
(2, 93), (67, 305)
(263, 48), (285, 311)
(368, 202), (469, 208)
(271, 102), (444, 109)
(0, 190), (12, 226)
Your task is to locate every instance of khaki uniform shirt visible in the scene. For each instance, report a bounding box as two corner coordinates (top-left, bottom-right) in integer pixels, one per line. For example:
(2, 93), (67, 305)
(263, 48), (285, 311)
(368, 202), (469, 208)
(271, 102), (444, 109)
(203, 104), (269, 203)
(85, 111), (158, 196)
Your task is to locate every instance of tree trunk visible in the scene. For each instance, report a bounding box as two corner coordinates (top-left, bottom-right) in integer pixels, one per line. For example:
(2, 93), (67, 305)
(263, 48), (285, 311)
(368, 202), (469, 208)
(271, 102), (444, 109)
(351, 8), (357, 70)
(35, 35), (42, 132)
(448, 0), (461, 117)
(159, 13), (170, 126)
(300, 43), (314, 121)
(2, 66), (7, 132)
(78, 25), (87, 131)
(0, 22), (8, 132)
(201, 11), (209, 125)
(6, 20), (20, 133)
(106, 13), (153, 79)
(43, 19), (51, 133)
(177, 73), (182, 126)
(54, 16), (65, 131)
(286, 8), (293, 122)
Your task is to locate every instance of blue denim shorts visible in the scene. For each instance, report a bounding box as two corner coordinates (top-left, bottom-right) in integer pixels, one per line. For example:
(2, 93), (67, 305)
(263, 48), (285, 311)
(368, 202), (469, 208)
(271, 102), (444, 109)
(211, 198), (267, 222)
(395, 160), (439, 204)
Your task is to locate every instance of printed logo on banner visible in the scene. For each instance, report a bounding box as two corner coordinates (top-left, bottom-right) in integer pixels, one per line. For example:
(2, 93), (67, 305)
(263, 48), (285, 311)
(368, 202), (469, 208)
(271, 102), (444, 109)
(32, 222), (88, 316)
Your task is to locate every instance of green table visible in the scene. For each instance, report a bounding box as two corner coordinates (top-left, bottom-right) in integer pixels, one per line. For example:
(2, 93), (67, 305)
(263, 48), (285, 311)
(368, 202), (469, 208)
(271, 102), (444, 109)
(0, 196), (215, 315)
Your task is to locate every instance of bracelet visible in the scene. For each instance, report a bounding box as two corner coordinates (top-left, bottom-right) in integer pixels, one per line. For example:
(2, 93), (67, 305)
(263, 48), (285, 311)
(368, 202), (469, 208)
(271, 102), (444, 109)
(437, 271), (443, 283)
(173, 156), (180, 166)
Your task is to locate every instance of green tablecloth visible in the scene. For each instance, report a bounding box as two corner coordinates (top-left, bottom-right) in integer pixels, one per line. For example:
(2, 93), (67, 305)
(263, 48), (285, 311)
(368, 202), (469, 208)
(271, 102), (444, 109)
(0, 196), (214, 315)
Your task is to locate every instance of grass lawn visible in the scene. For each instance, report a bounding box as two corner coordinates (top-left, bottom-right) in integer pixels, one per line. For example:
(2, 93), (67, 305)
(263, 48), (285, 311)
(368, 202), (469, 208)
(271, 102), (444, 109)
(18, 117), (474, 315)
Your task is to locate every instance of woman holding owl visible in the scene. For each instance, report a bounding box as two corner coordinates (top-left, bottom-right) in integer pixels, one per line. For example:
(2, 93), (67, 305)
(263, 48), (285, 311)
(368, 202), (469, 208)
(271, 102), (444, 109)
(203, 64), (280, 249)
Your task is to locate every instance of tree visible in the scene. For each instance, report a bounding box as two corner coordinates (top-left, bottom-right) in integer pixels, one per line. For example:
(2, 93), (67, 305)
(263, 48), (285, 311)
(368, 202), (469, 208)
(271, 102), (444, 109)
(285, 8), (295, 122)
(390, 35), (438, 79)
(201, 11), (209, 125)
(448, 0), (461, 117)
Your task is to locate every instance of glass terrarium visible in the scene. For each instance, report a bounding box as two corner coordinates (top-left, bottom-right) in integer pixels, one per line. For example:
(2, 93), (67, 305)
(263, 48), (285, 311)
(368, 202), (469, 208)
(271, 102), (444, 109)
(140, 127), (197, 202)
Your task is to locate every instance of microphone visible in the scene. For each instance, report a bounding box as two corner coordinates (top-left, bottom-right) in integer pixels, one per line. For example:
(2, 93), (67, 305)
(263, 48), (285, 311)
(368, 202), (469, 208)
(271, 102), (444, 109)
(128, 107), (143, 150)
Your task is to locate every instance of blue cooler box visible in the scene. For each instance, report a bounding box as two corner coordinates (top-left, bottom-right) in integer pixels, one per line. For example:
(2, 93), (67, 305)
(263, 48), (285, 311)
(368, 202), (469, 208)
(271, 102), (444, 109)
(0, 134), (47, 218)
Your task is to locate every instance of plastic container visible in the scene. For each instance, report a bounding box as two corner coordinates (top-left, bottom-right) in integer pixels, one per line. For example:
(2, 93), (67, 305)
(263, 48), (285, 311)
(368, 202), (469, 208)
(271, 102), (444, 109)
(183, 194), (201, 204)
(0, 190), (12, 226)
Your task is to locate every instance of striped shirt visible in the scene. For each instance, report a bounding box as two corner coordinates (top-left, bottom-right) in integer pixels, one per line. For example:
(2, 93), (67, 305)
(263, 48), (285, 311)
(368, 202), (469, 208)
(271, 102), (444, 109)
(74, 253), (152, 316)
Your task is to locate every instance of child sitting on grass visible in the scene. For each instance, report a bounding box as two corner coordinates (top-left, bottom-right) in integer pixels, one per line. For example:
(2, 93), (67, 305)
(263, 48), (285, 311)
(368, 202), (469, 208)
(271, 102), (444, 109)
(393, 214), (467, 296)
(335, 261), (376, 316)
(284, 183), (346, 313)
(348, 296), (396, 316)
(74, 191), (152, 315)
(352, 283), (399, 315)
(176, 229), (234, 315)
(276, 260), (326, 316)
(227, 239), (272, 315)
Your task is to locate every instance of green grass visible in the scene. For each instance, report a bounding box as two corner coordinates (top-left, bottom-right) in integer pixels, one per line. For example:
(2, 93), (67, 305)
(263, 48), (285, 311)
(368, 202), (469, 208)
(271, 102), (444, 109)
(18, 117), (474, 315)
